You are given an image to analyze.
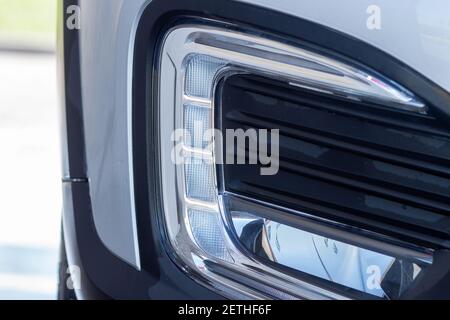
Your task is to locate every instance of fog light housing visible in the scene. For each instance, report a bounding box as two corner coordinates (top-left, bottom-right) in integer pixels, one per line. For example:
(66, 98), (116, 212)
(157, 22), (431, 299)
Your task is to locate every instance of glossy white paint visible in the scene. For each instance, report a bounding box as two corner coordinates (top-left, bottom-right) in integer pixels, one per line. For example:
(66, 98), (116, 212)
(78, 0), (151, 268)
(77, 0), (450, 267)
(241, 0), (450, 91)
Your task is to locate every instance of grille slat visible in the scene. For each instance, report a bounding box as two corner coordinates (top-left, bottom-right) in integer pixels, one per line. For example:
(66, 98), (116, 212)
(232, 180), (450, 242)
(229, 149), (450, 214)
(229, 78), (450, 139)
(228, 129), (450, 204)
(227, 110), (450, 179)
(229, 106), (450, 166)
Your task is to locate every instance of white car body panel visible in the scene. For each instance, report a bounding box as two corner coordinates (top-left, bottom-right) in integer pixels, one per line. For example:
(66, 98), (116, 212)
(77, 0), (450, 268)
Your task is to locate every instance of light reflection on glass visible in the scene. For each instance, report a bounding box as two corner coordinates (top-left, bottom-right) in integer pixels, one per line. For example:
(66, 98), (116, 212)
(231, 211), (429, 299)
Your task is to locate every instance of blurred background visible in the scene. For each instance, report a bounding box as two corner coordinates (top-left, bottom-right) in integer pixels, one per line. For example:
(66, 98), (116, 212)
(0, 0), (60, 299)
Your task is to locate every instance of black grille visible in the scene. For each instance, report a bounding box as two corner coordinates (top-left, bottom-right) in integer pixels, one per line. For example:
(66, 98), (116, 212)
(218, 74), (450, 249)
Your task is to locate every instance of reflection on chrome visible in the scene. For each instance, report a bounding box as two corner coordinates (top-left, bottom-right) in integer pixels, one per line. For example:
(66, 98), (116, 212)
(231, 212), (429, 299)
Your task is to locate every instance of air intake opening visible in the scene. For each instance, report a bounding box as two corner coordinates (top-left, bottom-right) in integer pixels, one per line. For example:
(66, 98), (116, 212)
(218, 73), (450, 250)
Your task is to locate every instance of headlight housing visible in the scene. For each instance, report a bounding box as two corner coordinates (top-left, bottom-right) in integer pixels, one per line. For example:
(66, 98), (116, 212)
(157, 22), (432, 299)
